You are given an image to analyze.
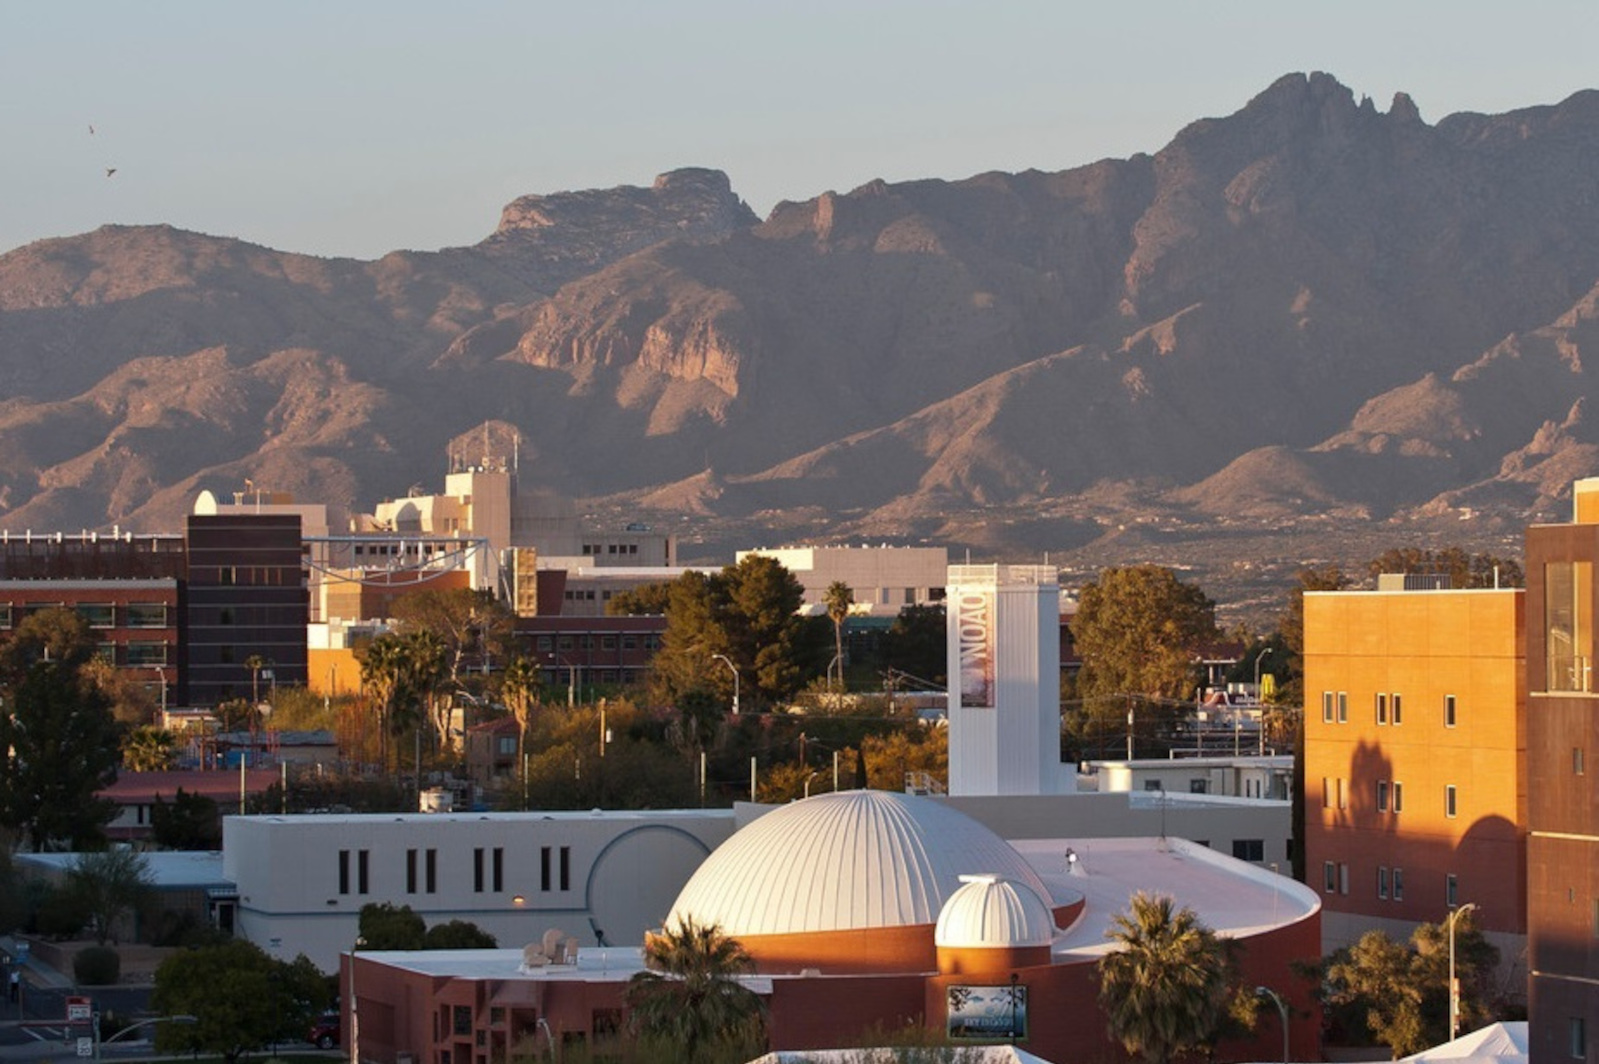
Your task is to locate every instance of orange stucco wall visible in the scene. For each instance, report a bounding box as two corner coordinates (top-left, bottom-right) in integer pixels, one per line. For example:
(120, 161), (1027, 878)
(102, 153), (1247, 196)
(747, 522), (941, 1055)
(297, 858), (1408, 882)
(1303, 588), (1527, 933)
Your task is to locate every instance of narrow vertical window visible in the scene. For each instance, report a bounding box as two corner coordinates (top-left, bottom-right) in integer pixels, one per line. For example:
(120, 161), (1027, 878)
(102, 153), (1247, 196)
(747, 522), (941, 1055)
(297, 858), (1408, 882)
(1337, 778), (1346, 809)
(1576, 748), (1586, 776)
(1321, 777), (1330, 808)
(358, 850), (370, 894)
(1376, 780), (1389, 812)
(406, 849), (417, 894)
(426, 848), (437, 894)
(1376, 693), (1388, 725)
(1572, 1017), (1587, 1059)
(559, 846), (571, 891)
(540, 846), (551, 892)
(1392, 693), (1403, 724)
(1323, 861), (1337, 893)
(338, 850), (350, 895)
(493, 848), (504, 893)
(473, 848), (484, 893)
(1393, 867), (1404, 901)
(1337, 692), (1348, 723)
(1378, 867), (1389, 899)
(1339, 863), (1349, 895)
(1445, 694), (1457, 727)
(1322, 691), (1334, 723)
(1446, 785), (1458, 818)
(1446, 873), (1458, 908)
(1393, 781), (1404, 813)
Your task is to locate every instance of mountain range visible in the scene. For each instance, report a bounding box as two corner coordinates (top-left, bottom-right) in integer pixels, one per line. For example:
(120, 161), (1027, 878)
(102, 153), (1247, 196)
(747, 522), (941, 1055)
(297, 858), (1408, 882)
(4, 71), (1599, 621)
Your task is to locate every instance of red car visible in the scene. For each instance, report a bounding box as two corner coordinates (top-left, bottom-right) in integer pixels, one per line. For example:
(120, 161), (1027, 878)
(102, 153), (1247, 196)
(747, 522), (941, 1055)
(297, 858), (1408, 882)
(308, 1013), (340, 1050)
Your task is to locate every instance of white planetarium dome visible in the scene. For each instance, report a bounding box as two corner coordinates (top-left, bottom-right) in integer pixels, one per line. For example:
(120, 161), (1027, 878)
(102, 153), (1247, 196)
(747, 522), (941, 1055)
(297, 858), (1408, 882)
(934, 874), (1057, 949)
(665, 790), (1053, 936)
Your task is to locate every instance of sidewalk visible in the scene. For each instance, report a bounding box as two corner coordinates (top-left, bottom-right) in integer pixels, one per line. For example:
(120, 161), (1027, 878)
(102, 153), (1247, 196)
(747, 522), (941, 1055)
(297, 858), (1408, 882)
(0, 935), (75, 993)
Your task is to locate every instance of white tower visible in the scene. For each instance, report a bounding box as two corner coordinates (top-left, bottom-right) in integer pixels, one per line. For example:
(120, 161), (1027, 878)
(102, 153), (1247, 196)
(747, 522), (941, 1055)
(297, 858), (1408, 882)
(945, 565), (1062, 796)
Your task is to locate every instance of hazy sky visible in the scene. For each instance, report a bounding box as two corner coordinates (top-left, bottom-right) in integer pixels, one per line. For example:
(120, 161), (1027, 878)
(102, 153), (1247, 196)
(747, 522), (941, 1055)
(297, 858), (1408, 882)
(4, 1), (1596, 260)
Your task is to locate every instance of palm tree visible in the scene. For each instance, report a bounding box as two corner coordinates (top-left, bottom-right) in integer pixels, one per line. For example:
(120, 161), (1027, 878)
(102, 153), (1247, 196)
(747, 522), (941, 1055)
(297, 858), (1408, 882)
(624, 916), (766, 1060)
(823, 581), (853, 693)
(1098, 891), (1233, 1064)
(123, 725), (178, 772)
(359, 634), (409, 770)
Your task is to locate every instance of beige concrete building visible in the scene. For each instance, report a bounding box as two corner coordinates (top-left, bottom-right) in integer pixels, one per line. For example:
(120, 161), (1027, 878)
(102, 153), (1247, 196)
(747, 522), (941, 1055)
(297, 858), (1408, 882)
(736, 545), (948, 616)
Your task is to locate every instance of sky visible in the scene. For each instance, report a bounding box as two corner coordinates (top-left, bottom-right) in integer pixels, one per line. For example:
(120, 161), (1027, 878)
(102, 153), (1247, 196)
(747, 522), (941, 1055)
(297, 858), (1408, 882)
(3, 1), (1597, 261)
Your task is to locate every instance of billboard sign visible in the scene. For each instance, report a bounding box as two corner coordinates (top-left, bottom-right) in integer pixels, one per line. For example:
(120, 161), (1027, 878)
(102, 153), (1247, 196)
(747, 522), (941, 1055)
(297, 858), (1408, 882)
(946, 982), (1027, 1041)
(955, 590), (994, 708)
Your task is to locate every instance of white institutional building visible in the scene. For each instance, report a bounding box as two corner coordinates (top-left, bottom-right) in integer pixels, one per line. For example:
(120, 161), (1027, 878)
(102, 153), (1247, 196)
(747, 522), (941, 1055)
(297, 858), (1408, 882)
(945, 564), (1068, 796)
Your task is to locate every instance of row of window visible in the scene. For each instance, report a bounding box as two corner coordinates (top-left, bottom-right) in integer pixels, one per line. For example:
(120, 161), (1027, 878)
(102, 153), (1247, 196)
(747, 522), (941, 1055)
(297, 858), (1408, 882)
(1323, 863), (1475, 908)
(337, 845), (572, 897)
(0, 601), (169, 629)
(1321, 777), (1464, 818)
(1320, 691), (1459, 727)
(583, 543), (642, 556)
(534, 634), (661, 652)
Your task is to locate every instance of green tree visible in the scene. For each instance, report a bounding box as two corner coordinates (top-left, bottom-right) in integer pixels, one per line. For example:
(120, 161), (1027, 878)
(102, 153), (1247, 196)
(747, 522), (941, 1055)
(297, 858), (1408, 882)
(880, 603), (947, 688)
(1072, 566), (1220, 704)
(68, 849), (154, 945)
(150, 788), (223, 851)
(0, 609), (121, 851)
(1098, 892), (1234, 1064)
(625, 917), (766, 1061)
(823, 581), (853, 689)
(359, 633), (411, 770)
(152, 939), (328, 1064)
(391, 587), (515, 689)
(607, 581), (674, 616)
(1366, 546), (1524, 590)
(358, 901), (427, 950)
(123, 725), (178, 772)
(423, 920), (498, 949)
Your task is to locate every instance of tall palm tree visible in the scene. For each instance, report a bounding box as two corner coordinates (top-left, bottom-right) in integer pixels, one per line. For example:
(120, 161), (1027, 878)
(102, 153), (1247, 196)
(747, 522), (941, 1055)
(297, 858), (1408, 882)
(501, 656), (541, 807)
(624, 916), (765, 1061)
(123, 725), (178, 772)
(823, 581), (853, 693)
(1098, 891), (1233, 1064)
(359, 634), (409, 770)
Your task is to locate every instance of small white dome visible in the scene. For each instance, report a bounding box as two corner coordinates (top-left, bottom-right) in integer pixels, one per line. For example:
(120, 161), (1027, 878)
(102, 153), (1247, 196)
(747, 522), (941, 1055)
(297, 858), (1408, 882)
(667, 790), (1051, 936)
(934, 874), (1057, 949)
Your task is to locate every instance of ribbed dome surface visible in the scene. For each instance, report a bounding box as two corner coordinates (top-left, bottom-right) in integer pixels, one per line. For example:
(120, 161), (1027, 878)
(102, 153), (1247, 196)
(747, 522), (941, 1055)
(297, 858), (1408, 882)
(934, 874), (1057, 948)
(666, 790), (1051, 936)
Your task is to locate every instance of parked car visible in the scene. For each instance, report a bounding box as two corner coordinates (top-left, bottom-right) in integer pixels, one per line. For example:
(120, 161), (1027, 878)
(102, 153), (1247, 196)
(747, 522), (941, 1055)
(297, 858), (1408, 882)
(309, 1012), (340, 1049)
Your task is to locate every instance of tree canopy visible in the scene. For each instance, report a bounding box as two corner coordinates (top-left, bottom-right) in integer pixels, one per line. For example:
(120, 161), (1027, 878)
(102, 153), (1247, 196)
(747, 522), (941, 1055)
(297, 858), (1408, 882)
(68, 848), (154, 945)
(1366, 546), (1523, 589)
(625, 917), (766, 1062)
(0, 609), (122, 850)
(152, 939), (329, 1064)
(1098, 892), (1236, 1064)
(1072, 565), (1220, 704)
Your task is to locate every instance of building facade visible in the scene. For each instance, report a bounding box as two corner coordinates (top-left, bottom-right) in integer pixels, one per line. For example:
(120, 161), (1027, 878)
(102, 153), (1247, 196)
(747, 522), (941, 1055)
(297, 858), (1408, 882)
(1302, 584), (1527, 964)
(1524, 478), (1599, 1063)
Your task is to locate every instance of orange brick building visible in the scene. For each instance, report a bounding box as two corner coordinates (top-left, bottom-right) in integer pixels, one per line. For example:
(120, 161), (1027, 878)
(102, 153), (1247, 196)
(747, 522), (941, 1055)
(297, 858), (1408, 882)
(1303, 582), (1527, 959)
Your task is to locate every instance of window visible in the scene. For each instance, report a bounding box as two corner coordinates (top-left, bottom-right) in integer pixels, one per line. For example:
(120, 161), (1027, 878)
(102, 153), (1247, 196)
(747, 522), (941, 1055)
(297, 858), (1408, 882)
(1446, 873), (1458, 908)
(1446, 785), (1458, 818)
(559, 846), (571, 891)
(1592, 898), (1599, 938)
(1144, 780), (1164, 791)
(358, 850), (369, 894)
(1392, 693), (1403, 724)
(0, 603), (11, 628)
(1322, 692), (1334, 723)
(453, 1006), (471, 1037)
(601, 635), (617, 650)
(1378, 866), (1389, 899)
(77, 603), (115, 629)
(1189, 779), (1208, 794)
(339, 850), (350, 895)
(497, 736), (516, 756)
(493, 848), (503, 893)
(1393, 867), (1404, 901)
(1376, 693), (1388, 725)
(474, 848), (484, 893)
(1337, 692), (1349, 723)
(426, 849), (437, 893)
(536, 636), (553, 651)
(126, 642), (169, 666)
(1571, 1017), (1587, 1060)
(1322, 777), (1331, 808)
(1576, 748), (1586, 776)
(540, 846), (551, 891)
(1231, 839), (1264, 861)
(622, 635), (638, 650)
(1339, 863), (1349, 895)
(1393, 781), (1404, 813)
(406, 849), (417, 893)
(1445, 694), (1457, 727)
(1376, 780), (1390, 812)
(1323, 862), (1337, 893)
(1337, 778), (1346, 810)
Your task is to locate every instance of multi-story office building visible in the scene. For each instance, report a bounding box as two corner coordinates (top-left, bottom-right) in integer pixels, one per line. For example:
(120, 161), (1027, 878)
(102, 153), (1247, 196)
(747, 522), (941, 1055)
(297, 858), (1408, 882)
(1302, 579), (1526, 962)
(1525, 478), (1599, 1063)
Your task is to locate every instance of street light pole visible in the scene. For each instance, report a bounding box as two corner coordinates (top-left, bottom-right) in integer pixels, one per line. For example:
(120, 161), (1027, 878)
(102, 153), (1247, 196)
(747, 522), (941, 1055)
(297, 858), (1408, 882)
(1255, 986), (1289, 1064)
(1254, 647), (1273, 754)
(350, 935), (366, 1064)
(1447, 902), (1479, 1041)
(710, 654), (739, 715)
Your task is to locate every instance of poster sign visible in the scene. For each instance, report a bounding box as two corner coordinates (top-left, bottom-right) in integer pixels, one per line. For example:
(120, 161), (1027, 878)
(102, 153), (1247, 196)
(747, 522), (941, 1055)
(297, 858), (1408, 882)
(956, 590), (994, 708)
(67, 997), (92, 1022)
(946, 983), (1027, 1041)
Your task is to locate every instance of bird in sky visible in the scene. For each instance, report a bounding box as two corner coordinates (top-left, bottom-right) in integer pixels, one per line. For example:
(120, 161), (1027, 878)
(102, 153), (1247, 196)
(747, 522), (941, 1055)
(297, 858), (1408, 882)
(105, 167), (117, 178)
(89, 124), (95, 135)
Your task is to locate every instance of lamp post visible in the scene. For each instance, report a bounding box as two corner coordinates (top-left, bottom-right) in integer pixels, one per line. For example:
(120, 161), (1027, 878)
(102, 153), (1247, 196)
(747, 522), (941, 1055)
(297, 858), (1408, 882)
(1255, 986), (1289, 1064)
(1447, 902), (1479, 1041)
(349, 935), (366, 1064)
(1254, 647), (1274, 754)
(96, 1014), (197, 1061)
(710, 653), (739, 715)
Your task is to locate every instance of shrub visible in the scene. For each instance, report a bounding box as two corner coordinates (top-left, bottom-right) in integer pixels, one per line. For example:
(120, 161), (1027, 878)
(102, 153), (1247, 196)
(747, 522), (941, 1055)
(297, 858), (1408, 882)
(74, 944), (121, 985)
